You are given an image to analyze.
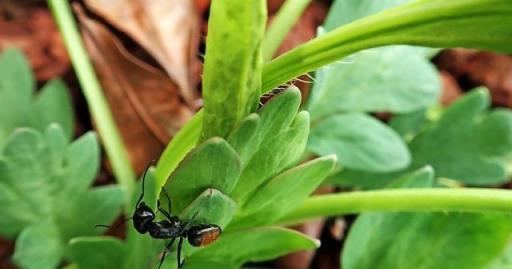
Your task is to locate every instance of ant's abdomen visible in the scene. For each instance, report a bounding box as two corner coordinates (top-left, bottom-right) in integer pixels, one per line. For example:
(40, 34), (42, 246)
(187, 224), (221, 247)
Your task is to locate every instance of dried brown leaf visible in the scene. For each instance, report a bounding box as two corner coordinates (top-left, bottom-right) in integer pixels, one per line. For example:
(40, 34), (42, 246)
(76, 6), (193, 174)
(0, 8), (69, 80)
(84, 0), (201, 104)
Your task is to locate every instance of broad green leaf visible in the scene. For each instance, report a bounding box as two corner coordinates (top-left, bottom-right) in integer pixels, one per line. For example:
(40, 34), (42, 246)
(309, 113), (410, 172)
(234, 155), (336, 228)
(69, 237), (124, 269)
(28, 79), (74, 140)
(0, 49), (74, 147)
(343, 169), (512, 269)
(162, 138), (241, 213)
(180, 188), (237, 229)
(202, 0), (266, 139)
(308, 46), (440, 118)
(13, 223), (62, 269)
(191, 227), (319, 266)
(262, 0), (512, 92)
(484, 241), (512, 269)
(0, 126), (123, 269)
(343, 212), (512, 269)
(409, 88), (512, 184)
(0, 48), (33, 143)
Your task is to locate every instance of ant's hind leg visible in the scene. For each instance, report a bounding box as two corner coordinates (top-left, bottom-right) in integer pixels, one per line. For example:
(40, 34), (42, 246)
(157, 237), (177, 269)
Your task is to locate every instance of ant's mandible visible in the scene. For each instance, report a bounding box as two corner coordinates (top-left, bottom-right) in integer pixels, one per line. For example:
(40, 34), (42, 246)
(97, 163), (222, 269)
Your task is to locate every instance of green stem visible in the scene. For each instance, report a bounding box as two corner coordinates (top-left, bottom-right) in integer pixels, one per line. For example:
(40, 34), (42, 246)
(279, 188), (512, 225)
(262, 0), (311, 62)
(261, 0), (512, 92)
(48, 0), (135, 200)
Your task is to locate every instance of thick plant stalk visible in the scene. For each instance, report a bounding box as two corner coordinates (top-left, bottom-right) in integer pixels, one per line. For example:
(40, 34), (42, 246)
(48, 0), (135, 200)
(280, 188), (512, 225)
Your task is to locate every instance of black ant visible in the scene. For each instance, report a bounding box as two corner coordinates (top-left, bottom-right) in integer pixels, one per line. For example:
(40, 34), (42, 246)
(97, 163), (222, 269)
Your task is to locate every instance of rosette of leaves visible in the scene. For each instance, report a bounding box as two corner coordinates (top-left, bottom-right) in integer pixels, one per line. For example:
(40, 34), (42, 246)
(0, 48), (123, 269)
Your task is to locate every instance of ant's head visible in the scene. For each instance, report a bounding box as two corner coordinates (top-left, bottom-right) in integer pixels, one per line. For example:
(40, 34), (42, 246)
(133, 201), (155, 234)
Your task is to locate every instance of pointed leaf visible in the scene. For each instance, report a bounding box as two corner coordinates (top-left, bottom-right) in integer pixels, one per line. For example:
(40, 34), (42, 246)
(237, 155), (336, 227)
(163, 138), (241, 213)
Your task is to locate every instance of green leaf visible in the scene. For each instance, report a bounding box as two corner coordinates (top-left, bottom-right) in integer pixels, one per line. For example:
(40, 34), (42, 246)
(262, 0), (512, 92)
(308, 46), (440, 118)
(234, 155), (336, 227)
(69, 237), (124, 269)
(343, 212), (512, 269)
(202, 0), (266, 139)
(0, 49), (74, 147)
(13, 223), (63, 269)
(389, 108), (428, 140)
(180, 188), (238, 229)
(484, 240), (512, 269)
(0, 48), (33, 144)
(28, 79), (74, 141)
(162, 138), (241, 213)
(311, 0), (438, 116)
(0, 126), (123, 269)
(231, 88), (309, 201)
(227, 113), (261, 167)
(309, 113), (410, 172)
(342, 169), (512, 269)
(191, 227), (319, 266)
(409, 88), (512, 184)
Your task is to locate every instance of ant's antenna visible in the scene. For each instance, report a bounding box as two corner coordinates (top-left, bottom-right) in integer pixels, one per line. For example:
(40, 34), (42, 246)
(135, 160), (155, 208)
(95, 217), (133, 230)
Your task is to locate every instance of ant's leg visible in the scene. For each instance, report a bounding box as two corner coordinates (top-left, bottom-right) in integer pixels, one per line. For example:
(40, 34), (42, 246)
(177, 237), (184, 268)
(157, 237), (177, 269)
(161, 187), (173, 214)
(157, 199), (173, 221)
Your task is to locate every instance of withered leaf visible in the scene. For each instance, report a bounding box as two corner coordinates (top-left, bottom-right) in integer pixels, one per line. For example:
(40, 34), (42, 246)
(76, 6), (193, 174)
(84, 0), (201, 105)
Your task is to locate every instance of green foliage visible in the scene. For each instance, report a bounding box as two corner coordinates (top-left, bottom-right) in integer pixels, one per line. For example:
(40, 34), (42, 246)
(262, 0), (512, 92)
(342, 170), (512, 269)
(0, 49), (74, 146)
(409, 89), (512, 184)
(0, 126), (123, 269)
(308, 0), (439, 117)
(201, 0), (266, 139)
(309, 113), (410, 172)
(329, 88), (512, 187)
